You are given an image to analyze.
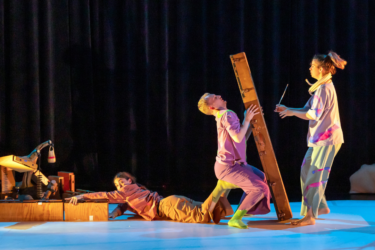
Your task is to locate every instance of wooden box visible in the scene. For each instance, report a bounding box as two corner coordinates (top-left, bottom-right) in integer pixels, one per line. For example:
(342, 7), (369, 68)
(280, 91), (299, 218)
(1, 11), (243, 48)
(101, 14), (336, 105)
(58, 172), (75, 192)
(64, 200), (108, 221)
(0, 200), (63, 222)
(1, 166), (16, 194)
(0, 203), (23, 221)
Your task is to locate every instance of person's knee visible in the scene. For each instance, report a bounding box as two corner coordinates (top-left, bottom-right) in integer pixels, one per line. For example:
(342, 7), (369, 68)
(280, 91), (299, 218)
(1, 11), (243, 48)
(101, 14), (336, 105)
(246, 164), (266, 181)
(258, 172), (266, 182)
(248, 182), (270, 196)
(253, 167), (266, 181)
(261, 184), (270, 196)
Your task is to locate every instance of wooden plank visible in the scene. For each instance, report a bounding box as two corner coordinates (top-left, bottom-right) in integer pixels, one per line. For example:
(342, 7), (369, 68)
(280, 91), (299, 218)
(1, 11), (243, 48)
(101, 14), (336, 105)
(32, 170), (49, 186)
(23, 202), (63, 221)
(1, 166), (16, 194)
(0, 201), (63, 222)
(64, 202), (108, 221)
(0, 155), (36, 172)
(230, 52), (293, 221)
(0, 203), (23, 222)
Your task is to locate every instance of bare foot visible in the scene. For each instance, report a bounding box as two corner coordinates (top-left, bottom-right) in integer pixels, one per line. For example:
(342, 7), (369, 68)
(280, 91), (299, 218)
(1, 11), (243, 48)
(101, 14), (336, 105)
(318, 207), (330, 215)
(291, 216), (315, 226)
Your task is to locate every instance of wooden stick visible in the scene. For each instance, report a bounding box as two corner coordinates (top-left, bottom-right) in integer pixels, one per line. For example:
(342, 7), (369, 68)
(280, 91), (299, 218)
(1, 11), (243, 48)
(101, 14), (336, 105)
(278, 84), (289, 105)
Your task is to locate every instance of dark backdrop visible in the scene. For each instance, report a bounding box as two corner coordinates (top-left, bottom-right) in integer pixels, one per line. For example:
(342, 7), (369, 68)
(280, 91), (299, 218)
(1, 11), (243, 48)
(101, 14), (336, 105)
(0, 0), (374, 200)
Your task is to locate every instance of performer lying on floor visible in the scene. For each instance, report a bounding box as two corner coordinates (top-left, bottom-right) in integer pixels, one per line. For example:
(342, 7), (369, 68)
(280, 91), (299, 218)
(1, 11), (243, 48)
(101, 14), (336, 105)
(275, 51), (346, 226)
(67, 172), (233, 224)
(198, 94), (271, 229)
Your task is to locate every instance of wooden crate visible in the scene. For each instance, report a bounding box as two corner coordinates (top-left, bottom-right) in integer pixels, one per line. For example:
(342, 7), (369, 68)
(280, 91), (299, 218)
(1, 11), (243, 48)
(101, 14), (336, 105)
(64, 200), (108, 221)
(0, 203), (23, 221)
(58, 172), (75, 192)
(0, 166), (16, 194)
(0, 200), (63, 222)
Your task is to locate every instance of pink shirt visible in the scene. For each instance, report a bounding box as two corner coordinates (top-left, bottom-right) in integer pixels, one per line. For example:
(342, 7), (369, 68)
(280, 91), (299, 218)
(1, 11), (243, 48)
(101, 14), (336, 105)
(304, 82), (344, 147)
(215, 110), (247, 166)
(82, 184), (163, 221)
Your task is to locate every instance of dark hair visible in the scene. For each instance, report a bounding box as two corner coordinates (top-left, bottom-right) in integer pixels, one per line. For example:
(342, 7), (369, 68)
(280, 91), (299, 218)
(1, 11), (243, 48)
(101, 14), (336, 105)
(313, 51), (347, 75)
(113, 172), (146, 189)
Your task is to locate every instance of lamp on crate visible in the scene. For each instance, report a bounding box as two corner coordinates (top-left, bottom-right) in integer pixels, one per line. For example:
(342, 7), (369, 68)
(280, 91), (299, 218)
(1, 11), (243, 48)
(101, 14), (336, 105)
(0, 140), (56, 199)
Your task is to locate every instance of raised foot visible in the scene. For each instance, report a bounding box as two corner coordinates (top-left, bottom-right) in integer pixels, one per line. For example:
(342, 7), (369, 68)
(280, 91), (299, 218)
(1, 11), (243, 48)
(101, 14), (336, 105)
(228, 219), (248, 229)
(318, 207), (330, 215)
(290, 216), (315, 226)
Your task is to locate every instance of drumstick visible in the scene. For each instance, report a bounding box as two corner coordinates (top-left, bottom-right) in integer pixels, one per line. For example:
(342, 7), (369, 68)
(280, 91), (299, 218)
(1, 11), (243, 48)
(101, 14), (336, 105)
(278, 84), (289, 105)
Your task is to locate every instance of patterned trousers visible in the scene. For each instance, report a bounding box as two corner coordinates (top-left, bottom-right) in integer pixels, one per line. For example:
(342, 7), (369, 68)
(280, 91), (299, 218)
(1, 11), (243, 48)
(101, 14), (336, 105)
(213, 162), (270, 214)
(300, 144), (341, 218)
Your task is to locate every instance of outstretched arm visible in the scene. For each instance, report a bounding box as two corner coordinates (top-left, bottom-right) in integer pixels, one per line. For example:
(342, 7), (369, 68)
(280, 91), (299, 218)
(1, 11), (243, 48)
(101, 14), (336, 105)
(275, 105), (313, 120)
(67, 192), (129, 219)
(67, 190), (128, 205)
(275, 88), (328, 121)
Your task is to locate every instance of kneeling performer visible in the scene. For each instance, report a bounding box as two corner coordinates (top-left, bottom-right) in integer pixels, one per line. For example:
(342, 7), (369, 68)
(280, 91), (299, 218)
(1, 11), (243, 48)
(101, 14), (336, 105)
(198, 93), (271, 229)
(68, 172), (233, 223)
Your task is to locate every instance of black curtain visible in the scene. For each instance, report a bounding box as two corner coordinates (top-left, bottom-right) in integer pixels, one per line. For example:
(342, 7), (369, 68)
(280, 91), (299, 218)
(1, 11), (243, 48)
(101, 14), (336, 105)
(0, 0), (374, 198)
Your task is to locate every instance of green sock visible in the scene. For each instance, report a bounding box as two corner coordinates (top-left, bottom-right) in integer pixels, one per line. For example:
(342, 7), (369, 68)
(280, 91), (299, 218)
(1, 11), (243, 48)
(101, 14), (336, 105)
(228, 209), (248, 229)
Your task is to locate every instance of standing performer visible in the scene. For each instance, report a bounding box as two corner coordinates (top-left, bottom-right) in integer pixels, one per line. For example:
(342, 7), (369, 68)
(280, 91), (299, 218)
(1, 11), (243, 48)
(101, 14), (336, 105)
(275, 51), (347, 225)
(198, 94), (271, 229)
(68, 172), (233, 224)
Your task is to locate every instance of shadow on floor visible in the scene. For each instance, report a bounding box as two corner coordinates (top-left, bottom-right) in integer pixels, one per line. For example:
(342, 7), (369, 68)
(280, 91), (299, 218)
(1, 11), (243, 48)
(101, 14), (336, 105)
(5, 222), (46, 230)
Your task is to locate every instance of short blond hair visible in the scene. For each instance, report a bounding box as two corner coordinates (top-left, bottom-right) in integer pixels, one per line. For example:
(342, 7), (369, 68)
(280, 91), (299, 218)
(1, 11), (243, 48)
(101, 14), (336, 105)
(198, 93), (213, 115)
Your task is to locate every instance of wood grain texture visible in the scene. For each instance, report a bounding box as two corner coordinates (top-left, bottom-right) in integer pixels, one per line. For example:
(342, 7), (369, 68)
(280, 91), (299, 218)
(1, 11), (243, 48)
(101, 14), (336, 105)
(64, 203), (108, 221)
(23, 203), (63, 221)
(0, 202), (63, 222)
(0, 203), (23, 221)
(1, 166), (16, 193)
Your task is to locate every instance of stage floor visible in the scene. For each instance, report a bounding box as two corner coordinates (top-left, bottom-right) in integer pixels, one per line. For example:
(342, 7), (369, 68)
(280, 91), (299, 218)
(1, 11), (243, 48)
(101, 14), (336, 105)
(0, 200), (374, 250)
